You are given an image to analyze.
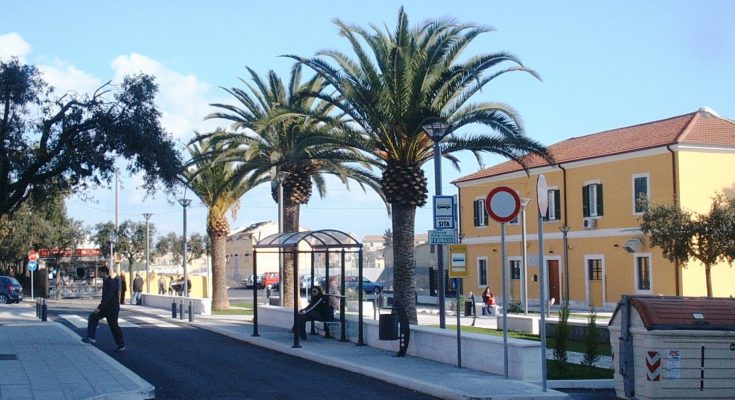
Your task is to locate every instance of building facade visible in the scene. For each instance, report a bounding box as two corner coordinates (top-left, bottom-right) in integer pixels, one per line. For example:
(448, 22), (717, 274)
(453, 109), (735, 310)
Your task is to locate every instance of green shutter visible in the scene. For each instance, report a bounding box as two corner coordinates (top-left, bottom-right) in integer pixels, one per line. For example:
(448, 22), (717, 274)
(596, 184), (604, 216)
(473, 200), (480, 226)
(554, 189), (561, 221)
(582, 186), (589, 217)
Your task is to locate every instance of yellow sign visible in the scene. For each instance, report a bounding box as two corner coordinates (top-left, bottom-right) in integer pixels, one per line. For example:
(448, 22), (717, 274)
(448, 244), (468, 278)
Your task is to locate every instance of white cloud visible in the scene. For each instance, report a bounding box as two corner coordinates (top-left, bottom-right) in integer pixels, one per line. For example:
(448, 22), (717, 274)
(38, 60), (102, 97)
(110, 53), (217, 140)
(0, 32), (31, 62)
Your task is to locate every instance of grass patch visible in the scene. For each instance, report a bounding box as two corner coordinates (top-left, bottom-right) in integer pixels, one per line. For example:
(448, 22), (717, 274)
(213, 308), (253, 316)
(439, 325), (611, 356)
(229, 302), (253, 308)
(547, 360), (613, 379)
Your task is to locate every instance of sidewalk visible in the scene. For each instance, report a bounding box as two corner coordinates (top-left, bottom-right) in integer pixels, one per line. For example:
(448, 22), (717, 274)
(0, 303), (153, 400)
(130, 305), (571, 400)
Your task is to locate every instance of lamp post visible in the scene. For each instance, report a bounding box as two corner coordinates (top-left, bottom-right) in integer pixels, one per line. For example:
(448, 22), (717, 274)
(423, 121), (450, 329)
(520, 198), (530, 315)
(559, 225), (571, 305)
(178, 198), (192, 298)
(143, 213), (152, 295)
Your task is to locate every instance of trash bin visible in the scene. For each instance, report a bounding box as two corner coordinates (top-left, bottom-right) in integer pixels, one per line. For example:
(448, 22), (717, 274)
(379, 313), (399, 340)
(609, 296), (735, 400)
(464, 301), (474, 317)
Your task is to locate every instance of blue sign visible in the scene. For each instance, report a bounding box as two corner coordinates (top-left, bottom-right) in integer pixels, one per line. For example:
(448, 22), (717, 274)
(433, 195), (457, 230)
(28, 260), (38, 271)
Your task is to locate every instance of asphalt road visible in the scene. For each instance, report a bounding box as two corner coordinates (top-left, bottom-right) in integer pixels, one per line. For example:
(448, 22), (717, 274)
(50, 301), (440, 400)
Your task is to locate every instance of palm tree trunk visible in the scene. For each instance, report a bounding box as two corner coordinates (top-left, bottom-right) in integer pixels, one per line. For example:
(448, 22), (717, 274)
(705, 264), (713, 297)
(281, 201), (300, 308)
(211, 231), (229, 310)
(392, 203), (418, 324)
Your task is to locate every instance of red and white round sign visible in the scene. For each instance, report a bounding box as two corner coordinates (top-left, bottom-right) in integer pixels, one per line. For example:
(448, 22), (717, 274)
(485, 186), (521, 223)
(28, 250), (39, 262)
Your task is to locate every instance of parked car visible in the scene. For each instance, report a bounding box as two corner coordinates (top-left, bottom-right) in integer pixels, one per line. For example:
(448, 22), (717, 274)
(345, 276), (383, 294)
(242, 275), (261, 289)
(0, 275), (23, 304)
(260, 272), (279, 289)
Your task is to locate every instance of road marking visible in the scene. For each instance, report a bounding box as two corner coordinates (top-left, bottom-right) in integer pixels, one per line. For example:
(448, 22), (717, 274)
(59, 314), (140, 328)
(131, 315), (179, 328)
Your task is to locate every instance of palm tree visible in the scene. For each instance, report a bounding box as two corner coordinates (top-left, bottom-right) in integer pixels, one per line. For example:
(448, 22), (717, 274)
(183, 129), (268, 310)
(288, 8), (551, 323)
(207, 64), (381, 308)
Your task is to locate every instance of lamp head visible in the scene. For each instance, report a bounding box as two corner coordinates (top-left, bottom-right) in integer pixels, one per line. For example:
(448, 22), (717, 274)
(422, 122), (449, 141)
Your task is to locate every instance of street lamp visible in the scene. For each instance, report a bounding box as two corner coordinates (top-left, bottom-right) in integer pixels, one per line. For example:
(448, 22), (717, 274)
(520, 198), (530, 315)
(178, 198), (192, 298)
(423, 120), (449, 329)
(559, 225), (571, 305)
(143, 213), (152, 295)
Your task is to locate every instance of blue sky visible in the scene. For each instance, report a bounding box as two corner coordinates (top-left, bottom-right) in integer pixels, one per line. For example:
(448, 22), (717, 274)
(2, 1), (734, 241)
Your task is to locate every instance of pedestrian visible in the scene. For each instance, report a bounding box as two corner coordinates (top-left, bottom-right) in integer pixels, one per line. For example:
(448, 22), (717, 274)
(158, 275), (166, 295)
(82, 266), (126, 352)
(119, 271), (127, 305)
(481, 286), (497, 316)
(294, 286), (332, 340)
(132, 273), (144, 305)
(327, 276), (341, 311)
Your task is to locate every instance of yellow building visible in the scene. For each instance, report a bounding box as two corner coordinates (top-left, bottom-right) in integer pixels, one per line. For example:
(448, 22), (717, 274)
(453, 108), (735, 311)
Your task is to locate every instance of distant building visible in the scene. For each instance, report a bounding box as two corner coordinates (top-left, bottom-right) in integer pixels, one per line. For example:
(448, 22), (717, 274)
(225, 221), (278, 287)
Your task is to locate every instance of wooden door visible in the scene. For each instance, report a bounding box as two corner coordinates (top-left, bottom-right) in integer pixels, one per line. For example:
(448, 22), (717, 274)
(547, 260), (560, 305)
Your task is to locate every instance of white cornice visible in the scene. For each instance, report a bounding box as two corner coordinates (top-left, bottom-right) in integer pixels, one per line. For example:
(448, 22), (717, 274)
(461, 227), (644, 245)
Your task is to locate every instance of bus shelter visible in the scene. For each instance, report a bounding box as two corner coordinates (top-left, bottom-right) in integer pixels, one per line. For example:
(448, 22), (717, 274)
(252, 229), (364, 348)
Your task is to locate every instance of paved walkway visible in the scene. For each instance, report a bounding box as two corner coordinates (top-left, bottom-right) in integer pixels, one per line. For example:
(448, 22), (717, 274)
(0, 303), (153, 400)
(0, 299), (614, 399)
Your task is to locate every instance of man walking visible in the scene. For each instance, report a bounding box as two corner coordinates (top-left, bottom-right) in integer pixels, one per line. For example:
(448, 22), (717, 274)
(132, 273), (144, 305)
(82, 266), (126, 352)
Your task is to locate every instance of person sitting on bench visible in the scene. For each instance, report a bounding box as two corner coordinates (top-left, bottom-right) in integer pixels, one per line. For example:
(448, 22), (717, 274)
(295, 286), (332, 340)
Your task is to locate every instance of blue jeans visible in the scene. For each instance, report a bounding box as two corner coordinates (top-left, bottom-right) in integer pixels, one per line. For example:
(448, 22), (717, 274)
(132, 291), (142, 305)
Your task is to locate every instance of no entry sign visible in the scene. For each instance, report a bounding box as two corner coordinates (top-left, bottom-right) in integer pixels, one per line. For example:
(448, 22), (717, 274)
(485, 187), (521, 223)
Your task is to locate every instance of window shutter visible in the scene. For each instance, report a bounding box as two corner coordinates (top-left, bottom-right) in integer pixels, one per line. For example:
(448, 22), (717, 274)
(483, 203), (489, 226)
(596, 184), (604, 216)
(473, 200), (480, 226)
(582, 186), (590, 217)
(554, 190), (561, 221)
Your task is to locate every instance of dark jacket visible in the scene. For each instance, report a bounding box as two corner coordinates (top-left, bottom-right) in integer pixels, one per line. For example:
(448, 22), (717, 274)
(120, 275), (127, 292)
(133, 276), (144, 292)
(302, 294), (331, 316)
(98, 276), (120, 312)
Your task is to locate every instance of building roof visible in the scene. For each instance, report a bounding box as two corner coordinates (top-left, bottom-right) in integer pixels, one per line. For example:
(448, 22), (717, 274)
(454, 109), (735, 184)
(362, 235), (385, 242)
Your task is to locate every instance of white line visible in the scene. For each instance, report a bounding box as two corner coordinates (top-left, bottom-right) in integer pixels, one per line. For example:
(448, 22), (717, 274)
(59, 314), (88, 329)
(131, 315), (179, 328)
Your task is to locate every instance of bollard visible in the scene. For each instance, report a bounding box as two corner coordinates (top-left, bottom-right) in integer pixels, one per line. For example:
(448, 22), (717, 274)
(41, 298), (47, 322)
(179, 300), (184, 320)
(188, 300), (193, 322)
(266, 286), (271, 299)
(36, 298), (40, 318)
(172, 300), (177, 318)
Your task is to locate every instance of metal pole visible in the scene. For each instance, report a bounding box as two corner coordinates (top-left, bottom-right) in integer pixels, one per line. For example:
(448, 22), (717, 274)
(143, 213), (152, 295)
(501, 223), (509, 377)
(455, 278), (462, 368)
(538, 212), (548, 391)
(560, 226), (570, 304)
(434, 139), (446, 329)
(178, 198), (192, 300)
(521, 201), (529, 315)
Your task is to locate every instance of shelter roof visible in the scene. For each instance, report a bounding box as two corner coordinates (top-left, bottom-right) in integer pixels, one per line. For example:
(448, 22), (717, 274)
(255, 229), (362, 250)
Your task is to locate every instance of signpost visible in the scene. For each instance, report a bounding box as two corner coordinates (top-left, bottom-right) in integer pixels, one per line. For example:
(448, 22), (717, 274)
(536, 174), (549, 392)
(485, 186), (521, 378)
(432, 195), (456, 329)
(28, 250), (39, 299)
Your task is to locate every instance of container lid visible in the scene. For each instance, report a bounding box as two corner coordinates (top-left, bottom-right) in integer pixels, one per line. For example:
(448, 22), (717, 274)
(613, 296), (735, 331)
